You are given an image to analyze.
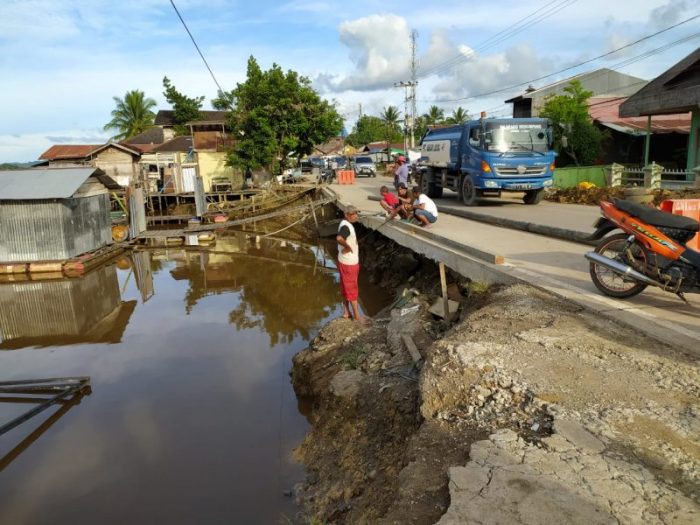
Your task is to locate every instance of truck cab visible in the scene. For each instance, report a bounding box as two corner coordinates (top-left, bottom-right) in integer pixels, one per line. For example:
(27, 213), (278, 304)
(419, 117), (556, 205)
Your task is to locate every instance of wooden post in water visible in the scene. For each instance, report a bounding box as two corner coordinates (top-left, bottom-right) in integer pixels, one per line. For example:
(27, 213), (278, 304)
(439, 262), (450, 320)
(308, 196), (319, 234)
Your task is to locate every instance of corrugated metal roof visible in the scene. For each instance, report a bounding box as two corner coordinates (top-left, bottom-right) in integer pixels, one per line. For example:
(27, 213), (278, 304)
(38, 144), (101, 160)
(0, 167), (102, 200)
(588, 96), (691, 135)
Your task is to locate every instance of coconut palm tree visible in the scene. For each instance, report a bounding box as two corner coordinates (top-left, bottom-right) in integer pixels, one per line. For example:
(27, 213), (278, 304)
(380, 105), (402, 132)
(104, 90), (157, 140)
(422, 105), (445, 125)
(446, 106), (470, 124)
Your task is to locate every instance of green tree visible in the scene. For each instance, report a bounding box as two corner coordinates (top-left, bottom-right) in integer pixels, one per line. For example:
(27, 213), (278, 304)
(446, 106), (470, 124)
(223, 56), (343, 174)
(414, 115), (428, 143)
(539, 80), (606, 166)
(346, 115), (402, 147)
(422, 105), (445, 125)
(103, 89), (157, 140)
(162, 76), (204, 135)
(380, 105), (402, 132)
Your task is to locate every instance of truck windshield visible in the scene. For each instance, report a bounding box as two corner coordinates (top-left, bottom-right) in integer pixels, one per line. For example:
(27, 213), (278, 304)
(484, 123), (549, 154)
(355, 157), (372, 164)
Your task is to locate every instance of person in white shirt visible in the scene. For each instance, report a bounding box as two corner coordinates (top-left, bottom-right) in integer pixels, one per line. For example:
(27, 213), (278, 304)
(411, 186), (438, 227)
(335, 205), (367, 324)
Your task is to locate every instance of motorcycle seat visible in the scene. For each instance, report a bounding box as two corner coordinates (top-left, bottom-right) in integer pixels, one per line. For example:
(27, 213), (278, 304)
(613, 199), (700, 232)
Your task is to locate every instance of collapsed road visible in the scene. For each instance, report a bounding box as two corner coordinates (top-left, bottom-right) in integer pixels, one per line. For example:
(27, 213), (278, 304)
(291, 218), (699, 524)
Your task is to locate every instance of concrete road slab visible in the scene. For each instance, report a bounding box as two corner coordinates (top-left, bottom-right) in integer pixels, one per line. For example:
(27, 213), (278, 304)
(331, 177), (700, 354)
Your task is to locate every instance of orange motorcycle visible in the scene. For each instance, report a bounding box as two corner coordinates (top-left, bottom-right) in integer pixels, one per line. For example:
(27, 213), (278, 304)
(586, 199), (700, 301)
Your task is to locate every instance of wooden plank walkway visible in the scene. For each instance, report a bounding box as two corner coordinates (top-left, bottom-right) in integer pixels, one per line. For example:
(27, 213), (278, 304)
(138, 197), (335, 239)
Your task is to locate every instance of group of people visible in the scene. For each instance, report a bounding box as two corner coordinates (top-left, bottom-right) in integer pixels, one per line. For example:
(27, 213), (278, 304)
(334, 155), (439, 325)
(380, 155), (438, 227)
(379, 183), (438, 228)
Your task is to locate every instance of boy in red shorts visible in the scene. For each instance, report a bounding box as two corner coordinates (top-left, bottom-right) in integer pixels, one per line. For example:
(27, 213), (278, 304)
(379, 186), (401, 218)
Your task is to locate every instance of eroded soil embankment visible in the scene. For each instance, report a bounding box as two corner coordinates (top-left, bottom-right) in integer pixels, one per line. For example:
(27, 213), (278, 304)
(292, 229), (700, 524)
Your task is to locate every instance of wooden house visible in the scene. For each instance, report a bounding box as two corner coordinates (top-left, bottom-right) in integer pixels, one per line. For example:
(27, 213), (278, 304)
(38, 143), (142, 187)
(620, 47), (700, 170)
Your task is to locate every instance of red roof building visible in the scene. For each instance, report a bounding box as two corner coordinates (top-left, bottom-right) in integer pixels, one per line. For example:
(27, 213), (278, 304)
(588, 96), (691, 135)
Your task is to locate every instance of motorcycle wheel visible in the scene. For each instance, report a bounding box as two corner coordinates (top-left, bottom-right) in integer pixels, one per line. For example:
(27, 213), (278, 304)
(589, 233), (648, 298)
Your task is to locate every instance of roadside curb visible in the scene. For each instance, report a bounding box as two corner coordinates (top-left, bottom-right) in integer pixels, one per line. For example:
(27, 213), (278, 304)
(365, 194), (596, 246)
(327, 187), (698, 356)
(328, 188), (505, 265)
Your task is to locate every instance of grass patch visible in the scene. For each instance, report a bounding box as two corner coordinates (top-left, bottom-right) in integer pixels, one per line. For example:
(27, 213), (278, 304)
(340, 343), (368, 369)
(467, 281), (490, 296)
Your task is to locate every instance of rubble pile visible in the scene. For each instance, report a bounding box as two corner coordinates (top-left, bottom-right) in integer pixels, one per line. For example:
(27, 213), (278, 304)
(291, 235), (700, 524)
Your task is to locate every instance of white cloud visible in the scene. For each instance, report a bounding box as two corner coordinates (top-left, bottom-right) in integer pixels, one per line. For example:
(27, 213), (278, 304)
(333, 14), (412, 91)
(430, 41), (548, 103)
(324, 18), (548, 107)
(600, 0), (699, 60)
(649, 0), (695, 29)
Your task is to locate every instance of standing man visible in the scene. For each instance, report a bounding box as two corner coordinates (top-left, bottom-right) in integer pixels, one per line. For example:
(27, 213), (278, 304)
(336, 205), (367, 324)
(412, 186), (439, 227)
(393, 156), (409, 190)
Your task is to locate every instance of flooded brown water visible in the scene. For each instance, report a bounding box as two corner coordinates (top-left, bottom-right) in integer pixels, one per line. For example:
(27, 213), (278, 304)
(0, 232), (384, 524)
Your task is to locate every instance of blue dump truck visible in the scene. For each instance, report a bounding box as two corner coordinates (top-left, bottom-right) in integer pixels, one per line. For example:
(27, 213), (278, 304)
(419, 116), (556, 205)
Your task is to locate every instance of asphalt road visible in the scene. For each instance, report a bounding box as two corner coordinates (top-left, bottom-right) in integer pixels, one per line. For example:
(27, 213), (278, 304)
(334, 176), (700, 354)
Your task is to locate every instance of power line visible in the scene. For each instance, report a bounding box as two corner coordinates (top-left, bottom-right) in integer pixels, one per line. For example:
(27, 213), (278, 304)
(419, 16), (700, 104)
(169, 0), (226, 96)
(418, 0), (578, 79)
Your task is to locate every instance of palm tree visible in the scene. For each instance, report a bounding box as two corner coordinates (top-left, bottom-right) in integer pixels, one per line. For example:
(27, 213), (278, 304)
(104, 90), (157, 140)
(446, 106), (470, 125)
(422, 105), (445, 125)
(380, 105), (402, 132)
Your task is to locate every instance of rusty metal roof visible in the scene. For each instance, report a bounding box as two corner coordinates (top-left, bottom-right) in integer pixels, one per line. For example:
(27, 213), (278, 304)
(38, 144), (102, 160)
(588, 96), (691, 135)
(0, 167), (104, 200)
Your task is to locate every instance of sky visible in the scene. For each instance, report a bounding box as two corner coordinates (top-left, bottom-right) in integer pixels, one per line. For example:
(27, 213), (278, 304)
(0, 0), (698, 162)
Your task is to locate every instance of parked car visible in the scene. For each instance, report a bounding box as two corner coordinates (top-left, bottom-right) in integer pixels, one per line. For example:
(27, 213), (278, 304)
(353, 156), (377, 177)
(300, 156), (326, 174)
(277, 168), (303, 184)
(330, 156), (348, 170)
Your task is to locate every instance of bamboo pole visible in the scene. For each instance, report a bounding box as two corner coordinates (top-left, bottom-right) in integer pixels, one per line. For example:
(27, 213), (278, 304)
(439, 262), (449, 320)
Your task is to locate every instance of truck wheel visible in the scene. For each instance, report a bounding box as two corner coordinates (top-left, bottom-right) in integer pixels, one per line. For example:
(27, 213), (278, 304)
(461, 175), (481, 206)
(420, 172), (443, 199)
(523, 189), (544, 205)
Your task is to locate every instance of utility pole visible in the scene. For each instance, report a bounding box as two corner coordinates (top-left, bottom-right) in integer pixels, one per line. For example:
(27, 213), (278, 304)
(410, 29), (418, 149)
(358, 103), (362, 118)
(394, 30), (419, 153)
(393, 80), (418, 153)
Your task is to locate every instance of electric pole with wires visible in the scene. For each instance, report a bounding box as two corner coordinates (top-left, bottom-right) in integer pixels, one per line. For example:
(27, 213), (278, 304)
(394, 29), (419, 153)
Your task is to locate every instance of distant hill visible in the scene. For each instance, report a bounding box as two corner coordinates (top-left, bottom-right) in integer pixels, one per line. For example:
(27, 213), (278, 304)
(0, 162), (36, 170)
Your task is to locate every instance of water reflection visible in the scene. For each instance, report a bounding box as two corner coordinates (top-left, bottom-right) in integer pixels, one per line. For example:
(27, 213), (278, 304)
(0, 264), (136, 349)
(169, 233), (341, 345)
(0, 233), (356, 525)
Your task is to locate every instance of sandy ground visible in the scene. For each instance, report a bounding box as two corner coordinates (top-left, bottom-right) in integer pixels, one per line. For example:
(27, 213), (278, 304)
(290, 230), (699, 524)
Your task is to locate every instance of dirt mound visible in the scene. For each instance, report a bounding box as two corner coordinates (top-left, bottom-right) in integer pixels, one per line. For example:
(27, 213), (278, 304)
(546, 186), (700, 206)
(545, 186), (626, 205)
(291, 238), (700, 524)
